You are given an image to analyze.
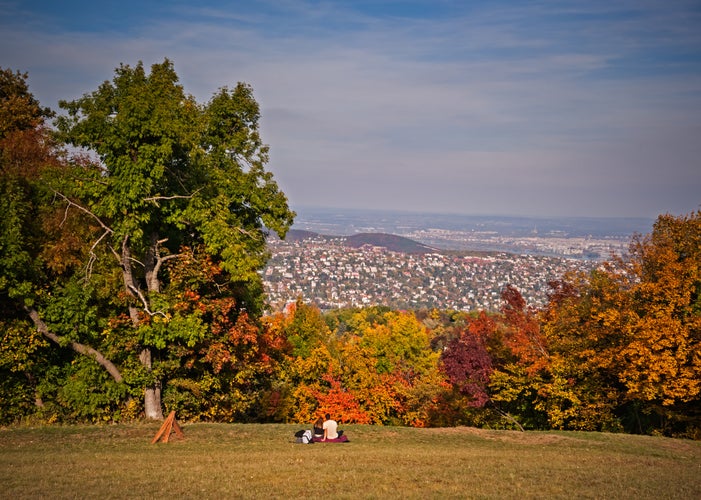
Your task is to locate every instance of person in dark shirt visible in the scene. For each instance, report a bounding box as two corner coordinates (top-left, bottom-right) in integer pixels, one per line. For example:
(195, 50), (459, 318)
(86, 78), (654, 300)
(313, 416), (324, 440)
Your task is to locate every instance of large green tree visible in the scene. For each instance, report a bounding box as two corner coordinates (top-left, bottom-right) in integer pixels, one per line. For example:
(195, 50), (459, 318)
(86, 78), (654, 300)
(4, 60), (293, 420)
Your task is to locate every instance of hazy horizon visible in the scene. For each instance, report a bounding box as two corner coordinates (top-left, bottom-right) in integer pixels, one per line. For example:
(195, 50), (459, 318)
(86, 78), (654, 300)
(289, 204), (656, 239)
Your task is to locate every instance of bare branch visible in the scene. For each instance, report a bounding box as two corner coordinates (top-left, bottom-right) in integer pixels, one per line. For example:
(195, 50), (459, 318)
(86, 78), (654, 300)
(146, 236), (182, 292)
(53, 190), (113, 234)
(144, 188), (202, 206)
(128, 255), (145, 268)
(152, 252), (180, 277)
(127, 283), (167, 318)
(490, 402), (525, 432)
(237, 226), (257, 238)
(52, 190), (115, 279)
(59, 201), (71, 227)
(108, 243), (121, 262)
(84, 228), (112, 279)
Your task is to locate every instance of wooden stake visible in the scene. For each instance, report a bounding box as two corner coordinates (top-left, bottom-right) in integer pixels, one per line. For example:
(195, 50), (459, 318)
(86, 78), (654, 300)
(151, 411), (184, 444)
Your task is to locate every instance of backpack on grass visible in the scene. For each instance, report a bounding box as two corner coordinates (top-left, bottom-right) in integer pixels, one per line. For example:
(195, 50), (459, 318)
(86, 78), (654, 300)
(294, 429), (313, 444)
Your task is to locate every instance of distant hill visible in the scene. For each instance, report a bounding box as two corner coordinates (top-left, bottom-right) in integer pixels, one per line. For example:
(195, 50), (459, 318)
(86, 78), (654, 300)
(280, 229), (437, 254)
(344, 233), (437, 254)
(284, 229), (320, 241)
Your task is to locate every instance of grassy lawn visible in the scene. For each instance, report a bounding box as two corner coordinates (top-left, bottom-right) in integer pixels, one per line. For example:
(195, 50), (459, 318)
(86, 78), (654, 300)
(1, 423), (699, 499)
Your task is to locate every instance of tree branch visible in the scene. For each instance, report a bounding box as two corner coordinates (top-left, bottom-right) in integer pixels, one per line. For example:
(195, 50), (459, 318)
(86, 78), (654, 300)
(490, 402), (525, 432)
(85, 228), (112, 279)
(149, 237), (180, 289)
(119, 235), (166, 318)
(144, 188), (202, 206)
(152, 253), (179, 281)
(53, 190), (112, 234)
(26, 307), (124, 383)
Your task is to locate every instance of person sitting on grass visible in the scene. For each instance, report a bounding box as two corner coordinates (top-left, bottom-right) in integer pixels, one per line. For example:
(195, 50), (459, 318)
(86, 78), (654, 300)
(322, 413), (339, 441)
(313, 417), (325, 440)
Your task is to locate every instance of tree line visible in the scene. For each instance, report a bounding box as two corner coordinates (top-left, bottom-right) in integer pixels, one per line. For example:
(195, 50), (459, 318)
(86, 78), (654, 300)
(1, 61), (699, 438)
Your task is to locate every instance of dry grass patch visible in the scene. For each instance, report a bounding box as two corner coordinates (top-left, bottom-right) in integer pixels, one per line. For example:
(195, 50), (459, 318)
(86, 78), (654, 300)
(1, 423), (699, 499)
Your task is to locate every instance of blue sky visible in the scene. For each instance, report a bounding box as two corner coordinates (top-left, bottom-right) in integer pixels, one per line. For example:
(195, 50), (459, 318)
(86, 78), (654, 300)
(2, 0), (700, 218)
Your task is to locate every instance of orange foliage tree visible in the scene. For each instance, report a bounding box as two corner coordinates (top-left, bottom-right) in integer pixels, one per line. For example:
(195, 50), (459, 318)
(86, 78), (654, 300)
(261, 300), (336, 423)
(264, 303), (446, 426)
(116, 246), (290, 422)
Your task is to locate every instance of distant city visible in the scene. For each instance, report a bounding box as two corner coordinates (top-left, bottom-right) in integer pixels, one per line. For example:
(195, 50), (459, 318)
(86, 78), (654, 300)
(262, 208), (655, 312)
(288, 207), (654, 255)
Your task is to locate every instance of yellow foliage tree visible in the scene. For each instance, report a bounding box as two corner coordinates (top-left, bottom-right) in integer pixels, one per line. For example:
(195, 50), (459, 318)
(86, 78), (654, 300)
(615, 212), (701, 425)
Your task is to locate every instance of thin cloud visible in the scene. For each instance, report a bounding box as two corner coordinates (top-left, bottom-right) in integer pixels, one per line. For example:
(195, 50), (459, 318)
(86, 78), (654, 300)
(1, 0), (699, 218)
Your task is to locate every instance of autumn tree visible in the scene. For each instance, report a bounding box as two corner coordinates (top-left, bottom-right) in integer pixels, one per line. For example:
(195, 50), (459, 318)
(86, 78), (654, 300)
(539, 211), (701, 436)
(0, 67), (58, 309)
(263, 304), (446, 426)
(608, 212), (701, 435)
(335, 308), (443, 426)
(0, 68), (53, 137)
(124, 246), (289, 422)
(440, 311), (495, 409)
(621, 213), (701, 412)
(261, 300), (336, 423)
(535, 273), (625, 431)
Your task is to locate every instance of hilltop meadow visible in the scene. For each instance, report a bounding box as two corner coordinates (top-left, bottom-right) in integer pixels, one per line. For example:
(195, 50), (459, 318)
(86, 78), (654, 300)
(1, 423), (700, 499)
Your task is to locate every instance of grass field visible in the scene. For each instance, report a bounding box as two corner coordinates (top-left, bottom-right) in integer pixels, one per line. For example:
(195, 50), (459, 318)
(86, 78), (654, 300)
(1, 423), (700, 499)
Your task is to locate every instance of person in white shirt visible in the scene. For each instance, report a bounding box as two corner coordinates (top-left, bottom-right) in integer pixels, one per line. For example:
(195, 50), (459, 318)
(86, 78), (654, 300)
(322, 413), (338, 441)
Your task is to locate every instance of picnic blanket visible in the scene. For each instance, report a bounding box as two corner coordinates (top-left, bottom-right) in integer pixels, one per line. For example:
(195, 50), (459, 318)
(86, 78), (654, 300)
(313, 435), (349, 443)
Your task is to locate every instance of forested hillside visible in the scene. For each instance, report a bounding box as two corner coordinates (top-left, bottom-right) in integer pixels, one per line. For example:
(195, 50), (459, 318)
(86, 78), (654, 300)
(1, 63), (699, 439)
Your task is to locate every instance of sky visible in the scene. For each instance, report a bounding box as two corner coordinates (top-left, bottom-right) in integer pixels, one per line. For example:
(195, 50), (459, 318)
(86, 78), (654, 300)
(2, 0), (700, 219)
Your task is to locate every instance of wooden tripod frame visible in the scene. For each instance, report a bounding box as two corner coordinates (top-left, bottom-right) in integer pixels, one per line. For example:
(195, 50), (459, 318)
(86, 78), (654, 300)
(151, 411), (185, 444)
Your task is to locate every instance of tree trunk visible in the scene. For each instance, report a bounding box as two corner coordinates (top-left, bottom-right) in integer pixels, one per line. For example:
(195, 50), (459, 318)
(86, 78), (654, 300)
(139, 347), (164, 420)
(24, 372), (44, 407)
(144, 384), (163, 420)
(122, 236), (165, 420)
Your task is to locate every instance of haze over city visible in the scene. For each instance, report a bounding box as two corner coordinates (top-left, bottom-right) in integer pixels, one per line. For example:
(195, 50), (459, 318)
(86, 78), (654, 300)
(2, 0), (700, 219)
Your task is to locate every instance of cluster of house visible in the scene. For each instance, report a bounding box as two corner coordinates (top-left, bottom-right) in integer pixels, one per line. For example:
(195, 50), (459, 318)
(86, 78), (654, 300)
(262, 236), (596, 312)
